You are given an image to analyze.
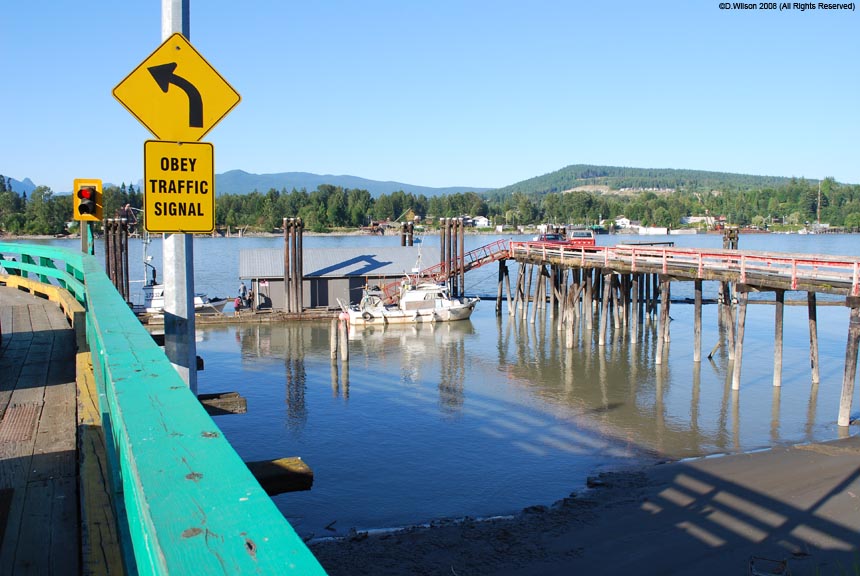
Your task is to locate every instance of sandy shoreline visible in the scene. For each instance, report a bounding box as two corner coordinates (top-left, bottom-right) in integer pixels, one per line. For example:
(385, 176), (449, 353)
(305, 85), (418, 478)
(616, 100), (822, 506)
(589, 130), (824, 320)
(310, 435), (860, 575)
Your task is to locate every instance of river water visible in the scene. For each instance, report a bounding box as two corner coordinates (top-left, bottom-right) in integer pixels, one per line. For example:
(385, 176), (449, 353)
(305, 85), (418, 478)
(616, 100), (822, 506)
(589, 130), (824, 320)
(23, 232), (860, 538)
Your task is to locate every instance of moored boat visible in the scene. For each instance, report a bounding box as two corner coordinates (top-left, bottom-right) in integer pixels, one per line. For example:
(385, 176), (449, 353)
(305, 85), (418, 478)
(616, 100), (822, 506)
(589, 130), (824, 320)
(340, 280), (479, 325)
(133, 282), (228, 315)
(131, 232), (227, 316)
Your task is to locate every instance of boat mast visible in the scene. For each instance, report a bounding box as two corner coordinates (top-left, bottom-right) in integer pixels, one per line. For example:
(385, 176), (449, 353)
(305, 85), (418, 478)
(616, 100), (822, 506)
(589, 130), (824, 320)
(817, 180), (821, 226)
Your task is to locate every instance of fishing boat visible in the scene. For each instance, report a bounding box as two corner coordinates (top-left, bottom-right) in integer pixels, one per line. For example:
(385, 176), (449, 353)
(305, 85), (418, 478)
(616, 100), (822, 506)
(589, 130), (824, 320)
(340, 280), (479, 325)
(131, 233), (227, 316)
(133, 282), (228, 316)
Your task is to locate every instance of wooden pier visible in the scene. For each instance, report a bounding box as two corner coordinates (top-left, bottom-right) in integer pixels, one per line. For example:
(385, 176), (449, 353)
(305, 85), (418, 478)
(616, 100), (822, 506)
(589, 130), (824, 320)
(1, 242), (327, 575)
(499, 241), (860, 427)
(0, 280), (122, 574)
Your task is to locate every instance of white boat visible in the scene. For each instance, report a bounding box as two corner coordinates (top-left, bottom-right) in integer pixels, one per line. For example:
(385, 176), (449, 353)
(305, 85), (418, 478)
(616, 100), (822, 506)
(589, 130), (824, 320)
(133, 282), (228, 316)
(340, 280), (479, 325)
(131, 232), (227, 316)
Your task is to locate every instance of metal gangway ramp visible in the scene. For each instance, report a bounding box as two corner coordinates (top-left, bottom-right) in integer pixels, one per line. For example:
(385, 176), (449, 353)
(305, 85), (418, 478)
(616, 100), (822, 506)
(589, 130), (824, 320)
(378, 239), (509, 304)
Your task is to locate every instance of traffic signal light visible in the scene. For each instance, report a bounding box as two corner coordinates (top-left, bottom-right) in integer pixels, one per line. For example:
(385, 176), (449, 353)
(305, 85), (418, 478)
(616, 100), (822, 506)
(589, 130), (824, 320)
(73, 178), (103, 221)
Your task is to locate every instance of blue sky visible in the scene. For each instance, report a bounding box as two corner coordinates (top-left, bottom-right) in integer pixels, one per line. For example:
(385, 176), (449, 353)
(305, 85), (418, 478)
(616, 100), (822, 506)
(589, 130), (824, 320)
(3, 1), (858, 193)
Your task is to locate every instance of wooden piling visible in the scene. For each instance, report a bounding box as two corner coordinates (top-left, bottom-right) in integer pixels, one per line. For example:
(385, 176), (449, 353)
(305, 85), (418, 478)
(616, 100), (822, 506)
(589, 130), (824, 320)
(338, 319), (349, 362)
(523, 264), (534, 322)
(496, 260), (505, 315)
(330, 319), (338, 362)
(731, 288), (749, 391)
(631, 274), (640, 344)
(585, 269), (594, 330)
(599, 271), (611, 346)
(837, 299), (860, 426)
(808, 292), (820, 385)
(693, 279), (702, 362)
(724, 284), (736, 361)
(773, 289), (784, 387)
(655, 278), (669, 365)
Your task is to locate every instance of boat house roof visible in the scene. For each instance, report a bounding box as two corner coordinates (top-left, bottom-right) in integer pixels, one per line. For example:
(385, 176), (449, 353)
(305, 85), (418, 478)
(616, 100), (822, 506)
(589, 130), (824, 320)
(239, 246), (425, 280)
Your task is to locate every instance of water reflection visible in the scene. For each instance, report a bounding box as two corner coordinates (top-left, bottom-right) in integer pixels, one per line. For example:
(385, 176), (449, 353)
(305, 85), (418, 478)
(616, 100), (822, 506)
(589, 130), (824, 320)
(348, 322), (473, 414)
(197, 299), (851, 537)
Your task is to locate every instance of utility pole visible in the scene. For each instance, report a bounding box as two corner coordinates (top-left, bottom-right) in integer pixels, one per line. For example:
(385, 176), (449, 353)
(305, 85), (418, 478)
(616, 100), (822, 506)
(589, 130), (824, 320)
(161, 0), (197, 393)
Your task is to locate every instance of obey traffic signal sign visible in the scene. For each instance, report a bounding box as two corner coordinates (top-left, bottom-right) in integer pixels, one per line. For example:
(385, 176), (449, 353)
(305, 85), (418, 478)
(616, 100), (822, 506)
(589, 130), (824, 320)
(143, 141), (214, 233)
(73, 178), (103, 221)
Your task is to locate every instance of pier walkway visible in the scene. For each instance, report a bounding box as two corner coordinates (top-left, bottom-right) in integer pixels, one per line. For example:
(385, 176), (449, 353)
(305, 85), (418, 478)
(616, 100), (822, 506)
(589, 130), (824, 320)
(0, 286), (81, 574)
(0, 242), (326, 575)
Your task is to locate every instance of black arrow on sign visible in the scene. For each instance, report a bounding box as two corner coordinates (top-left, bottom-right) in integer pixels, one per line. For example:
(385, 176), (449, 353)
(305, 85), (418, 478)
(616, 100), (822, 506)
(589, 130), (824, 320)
(148, 62), (203, 128)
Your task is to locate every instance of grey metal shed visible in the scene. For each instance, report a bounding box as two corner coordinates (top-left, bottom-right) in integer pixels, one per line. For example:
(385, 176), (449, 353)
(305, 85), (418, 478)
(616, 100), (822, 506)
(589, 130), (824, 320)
(238, 246), (425, 310)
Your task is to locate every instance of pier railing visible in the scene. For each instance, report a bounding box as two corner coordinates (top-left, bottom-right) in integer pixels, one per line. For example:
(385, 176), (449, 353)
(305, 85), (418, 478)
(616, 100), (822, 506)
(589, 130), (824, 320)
(0, 242), (326, 575)
(510, 242), (860, 296)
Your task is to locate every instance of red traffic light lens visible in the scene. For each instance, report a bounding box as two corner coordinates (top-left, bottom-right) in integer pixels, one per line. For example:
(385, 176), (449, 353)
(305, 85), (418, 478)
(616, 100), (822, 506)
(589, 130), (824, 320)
(78, 188), (93, 199)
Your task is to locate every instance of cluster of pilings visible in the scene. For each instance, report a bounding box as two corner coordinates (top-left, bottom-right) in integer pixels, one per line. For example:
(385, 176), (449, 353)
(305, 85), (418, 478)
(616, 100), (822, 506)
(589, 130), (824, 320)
(502, 255), (860, 428)
(283, 218), (304, 314)
(439, 218), (466, 297)
(400, 222), (415, 246)
(104, 218), (131, 302)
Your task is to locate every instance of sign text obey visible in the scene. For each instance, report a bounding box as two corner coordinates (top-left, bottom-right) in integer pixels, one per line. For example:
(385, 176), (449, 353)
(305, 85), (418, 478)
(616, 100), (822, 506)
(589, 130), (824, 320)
(144, 140), (215, 233)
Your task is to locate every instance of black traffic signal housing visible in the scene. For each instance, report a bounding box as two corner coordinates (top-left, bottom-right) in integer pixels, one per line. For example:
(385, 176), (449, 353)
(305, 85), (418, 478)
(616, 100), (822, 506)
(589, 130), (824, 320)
(73, 178), (103, 221)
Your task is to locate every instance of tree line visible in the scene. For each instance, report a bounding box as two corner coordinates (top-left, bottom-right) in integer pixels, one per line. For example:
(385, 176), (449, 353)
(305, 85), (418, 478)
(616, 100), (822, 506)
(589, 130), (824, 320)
(2, 176), (859, 236)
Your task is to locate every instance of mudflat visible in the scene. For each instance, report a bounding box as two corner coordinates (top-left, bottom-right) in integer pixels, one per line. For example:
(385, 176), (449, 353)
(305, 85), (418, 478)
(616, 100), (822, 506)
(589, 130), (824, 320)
(311, 435), (860, 575)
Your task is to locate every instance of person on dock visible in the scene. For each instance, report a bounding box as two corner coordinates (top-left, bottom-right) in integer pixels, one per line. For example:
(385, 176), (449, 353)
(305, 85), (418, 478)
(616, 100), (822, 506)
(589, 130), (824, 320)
(119, 203), (137, 232)
(238, 281), (249, 307)
(234, 296), (242, 317)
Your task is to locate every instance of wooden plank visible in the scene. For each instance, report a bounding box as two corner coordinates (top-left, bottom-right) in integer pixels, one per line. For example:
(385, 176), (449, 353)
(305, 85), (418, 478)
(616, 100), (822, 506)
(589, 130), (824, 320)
(245, 457), (314, 495)
(77, 352), (125, 576)
(199, 391), (248, 416)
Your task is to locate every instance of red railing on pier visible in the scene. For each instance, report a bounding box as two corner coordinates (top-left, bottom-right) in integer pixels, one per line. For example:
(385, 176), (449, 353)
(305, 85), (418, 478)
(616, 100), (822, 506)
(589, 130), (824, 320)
(379, 239), (510, 303)
(508, 241), (860, 297)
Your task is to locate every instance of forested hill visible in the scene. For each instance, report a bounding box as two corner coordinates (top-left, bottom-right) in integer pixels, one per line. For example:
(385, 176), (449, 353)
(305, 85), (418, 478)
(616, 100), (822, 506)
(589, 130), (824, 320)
(489, 164), (807, 198)
(215, 170), (490, 198)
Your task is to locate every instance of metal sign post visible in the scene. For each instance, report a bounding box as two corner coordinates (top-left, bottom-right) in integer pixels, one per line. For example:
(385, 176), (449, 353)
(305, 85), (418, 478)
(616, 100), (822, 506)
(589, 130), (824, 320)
(161, 0), (196, 392)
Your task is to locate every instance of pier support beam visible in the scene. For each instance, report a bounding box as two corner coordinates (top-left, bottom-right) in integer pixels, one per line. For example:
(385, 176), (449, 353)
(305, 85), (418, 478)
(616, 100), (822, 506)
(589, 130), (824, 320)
(837, 297), (860, 427)
(808, 292), (820, 385)
(655, 277), (669, 365)
(693, 279), (702, 362)
(631, 274), (640, 344)
(599, 271), (611, 346)
(731, 286), (749, 391)
(773, 289), (784, 387)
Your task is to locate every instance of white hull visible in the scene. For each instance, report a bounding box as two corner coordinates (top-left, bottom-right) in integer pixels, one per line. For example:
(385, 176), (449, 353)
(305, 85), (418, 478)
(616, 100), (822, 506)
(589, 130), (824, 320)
(341, 282), (479, 326)
(347, 301), (478, 325)
(133, 284), (228, 315)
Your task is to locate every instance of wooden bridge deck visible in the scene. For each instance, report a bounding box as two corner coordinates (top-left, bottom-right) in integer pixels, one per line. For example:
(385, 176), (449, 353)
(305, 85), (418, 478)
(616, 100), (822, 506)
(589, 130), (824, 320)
(0, 285), (122, 575)
(0, 286), (80, 574)
(510, 242), (860, 296)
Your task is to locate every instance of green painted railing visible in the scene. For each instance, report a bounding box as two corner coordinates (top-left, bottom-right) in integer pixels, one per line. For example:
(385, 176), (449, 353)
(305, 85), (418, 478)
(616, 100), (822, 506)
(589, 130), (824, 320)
(0, 242), (327, 575)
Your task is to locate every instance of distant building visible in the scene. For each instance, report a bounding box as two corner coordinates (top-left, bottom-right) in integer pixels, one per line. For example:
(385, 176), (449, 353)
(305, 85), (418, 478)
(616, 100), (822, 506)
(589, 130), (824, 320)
(473, 216), (491, 228)
(614, 216), (632, 229)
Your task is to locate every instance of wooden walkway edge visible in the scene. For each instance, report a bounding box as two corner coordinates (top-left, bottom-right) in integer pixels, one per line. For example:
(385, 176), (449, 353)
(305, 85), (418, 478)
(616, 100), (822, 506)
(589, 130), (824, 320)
(1, 282), (123, 575)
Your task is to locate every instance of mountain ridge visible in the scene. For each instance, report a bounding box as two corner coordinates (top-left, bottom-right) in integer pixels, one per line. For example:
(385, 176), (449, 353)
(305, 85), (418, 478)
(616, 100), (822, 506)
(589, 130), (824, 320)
(4, 165), (848, 197)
